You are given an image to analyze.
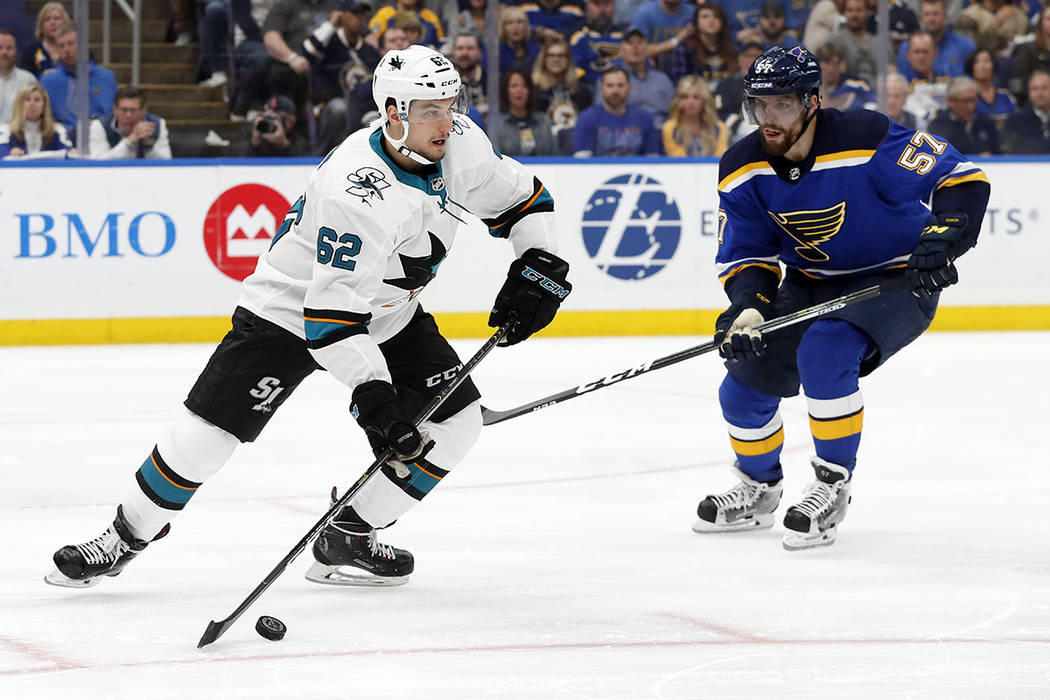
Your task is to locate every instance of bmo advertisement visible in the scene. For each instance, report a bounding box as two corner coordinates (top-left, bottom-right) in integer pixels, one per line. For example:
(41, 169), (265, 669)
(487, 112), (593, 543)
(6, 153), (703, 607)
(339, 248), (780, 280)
(2, 159), (1048, 345)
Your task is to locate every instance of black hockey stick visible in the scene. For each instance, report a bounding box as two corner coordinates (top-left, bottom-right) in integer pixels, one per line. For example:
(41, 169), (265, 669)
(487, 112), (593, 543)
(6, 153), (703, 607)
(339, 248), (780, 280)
(481, 276), (909, 426)
(198, 322), (511, 648)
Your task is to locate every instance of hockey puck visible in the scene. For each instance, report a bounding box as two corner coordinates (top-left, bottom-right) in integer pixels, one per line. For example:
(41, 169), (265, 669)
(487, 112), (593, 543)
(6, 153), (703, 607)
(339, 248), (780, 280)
(255, 615), (287, 641)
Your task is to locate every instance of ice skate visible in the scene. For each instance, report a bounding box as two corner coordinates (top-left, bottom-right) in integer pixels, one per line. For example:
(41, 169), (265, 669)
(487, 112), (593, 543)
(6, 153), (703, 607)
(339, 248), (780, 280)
(692, 463), (783, 533)
(305, 489), (414, 587)
(45, 506), (167, 588)
(782, 457), (852, 551)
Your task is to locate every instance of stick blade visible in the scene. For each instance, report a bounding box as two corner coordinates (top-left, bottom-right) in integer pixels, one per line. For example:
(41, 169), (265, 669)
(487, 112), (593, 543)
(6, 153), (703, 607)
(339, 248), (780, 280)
(480, 406), (514, 426)
(198, 619), (231, 649)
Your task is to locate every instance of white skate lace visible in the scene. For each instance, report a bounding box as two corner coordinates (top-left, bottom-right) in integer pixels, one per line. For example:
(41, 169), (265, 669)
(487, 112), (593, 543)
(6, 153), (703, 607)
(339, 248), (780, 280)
(75, 528), (125, 566)
(792, 481), (839, 519)
(367, 531), (395, 560)
(710, 482), (762, 509)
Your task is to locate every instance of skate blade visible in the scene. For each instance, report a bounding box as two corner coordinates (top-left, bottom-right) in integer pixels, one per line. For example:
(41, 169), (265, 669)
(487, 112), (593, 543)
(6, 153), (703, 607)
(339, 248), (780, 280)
(782, 528), (838, 551)
(44, 568), (102, 588)
(304, 562), (409, 587)
(691, 513), (775, 533)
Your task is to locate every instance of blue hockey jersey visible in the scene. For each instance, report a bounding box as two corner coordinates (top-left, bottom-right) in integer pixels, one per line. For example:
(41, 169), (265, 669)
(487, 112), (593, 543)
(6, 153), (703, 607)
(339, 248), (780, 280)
(715, 109), (989, 288)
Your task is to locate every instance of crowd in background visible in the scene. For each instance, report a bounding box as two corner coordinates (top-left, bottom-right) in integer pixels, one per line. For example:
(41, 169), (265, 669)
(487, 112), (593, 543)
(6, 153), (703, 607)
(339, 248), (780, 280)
(2, 0), (1049, 159)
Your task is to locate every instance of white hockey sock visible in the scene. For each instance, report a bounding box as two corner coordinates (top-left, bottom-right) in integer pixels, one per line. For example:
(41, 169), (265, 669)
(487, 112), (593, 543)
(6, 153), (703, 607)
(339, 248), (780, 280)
(122, 407), (239, 540)
(351, 401), (482, 528)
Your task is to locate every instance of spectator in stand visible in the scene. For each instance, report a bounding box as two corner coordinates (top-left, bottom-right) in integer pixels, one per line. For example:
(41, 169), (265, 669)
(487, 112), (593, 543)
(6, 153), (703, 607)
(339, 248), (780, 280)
(1001, 69), (1050, 153)
(661, 74), (727, 155)
(523, 0), (587, 44)
(1009, 4), (1050, 106)
(491, 68), (559, 156)
(303, 1), (380, 155)
(244, 93), (310, 156)
(452, 32), (488, 118)
(500, 6), (542, 73)
(343, 26), (411, 131)
(816, 42), (875, 111)
(227, 0), (277, 118)
(714, 39), (763, 121)
(618, 26), (675, 126)
(197, 0), (264, 87)
(532, 36), (593, 135)
(661, 2), (736, 87)
(902, 31), (951, 128)
(966, 47), (1016, 130)
(443, 0), (488, 50)
(630, 0), (698, 61)
(886, 72), (919, 128)
(18, 2), (69, 77)
(955, 0), (1028, 54)
(237, 0), (340, 118)
(829, 0), (876, 86)
(572, 65), (661, 155)
(389, 11), (425, 47)
(0, 82), (73, 159)
(897, 0), (975, 78)
(927, 76), (1000, 154)
(738, 1), (801, 49)
(0, 30), (37, 123)
(40, 23), (118, 133)
(379, 26), (410, 54)
(88, 87), (172, 159)
(570, 0), (625, 84)
(369, 0), (445, 48)
(803, 0), (845, 51)
(865, 0), (919, 54)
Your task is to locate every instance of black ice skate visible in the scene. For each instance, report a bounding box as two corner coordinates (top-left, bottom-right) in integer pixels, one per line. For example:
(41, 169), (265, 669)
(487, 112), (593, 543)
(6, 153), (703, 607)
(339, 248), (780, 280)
(692, 463), (783, 533)
(305, 490), (414, 587)
(45, 506), (167, 588)
(782, 457), (853, 551)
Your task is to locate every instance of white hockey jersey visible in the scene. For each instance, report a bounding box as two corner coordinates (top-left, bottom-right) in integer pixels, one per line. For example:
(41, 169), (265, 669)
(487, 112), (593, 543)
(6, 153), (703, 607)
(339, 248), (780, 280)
(237, 115), (558, 390)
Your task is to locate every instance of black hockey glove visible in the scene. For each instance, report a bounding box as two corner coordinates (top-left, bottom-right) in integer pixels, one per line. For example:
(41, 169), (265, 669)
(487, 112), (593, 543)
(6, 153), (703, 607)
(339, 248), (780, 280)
(714, 291), (775, 362)
(489, 248), (573, 346)
(907, 213), (968, 299)
(351, 380), (432, 465)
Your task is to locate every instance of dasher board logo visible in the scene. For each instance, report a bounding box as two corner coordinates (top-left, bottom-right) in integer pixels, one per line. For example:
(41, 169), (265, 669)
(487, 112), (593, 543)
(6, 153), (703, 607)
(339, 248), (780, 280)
(203, 184), (291, 281)
(581, 173), (681, 280)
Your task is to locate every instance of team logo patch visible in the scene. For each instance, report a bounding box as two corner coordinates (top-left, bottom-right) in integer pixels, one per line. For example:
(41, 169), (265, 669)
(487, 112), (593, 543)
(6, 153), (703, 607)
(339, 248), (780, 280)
(767, 201), (847, 262)
(346, 167), (390, 205)
(582, 173), (681, 280)
(203, 184), (290, 281)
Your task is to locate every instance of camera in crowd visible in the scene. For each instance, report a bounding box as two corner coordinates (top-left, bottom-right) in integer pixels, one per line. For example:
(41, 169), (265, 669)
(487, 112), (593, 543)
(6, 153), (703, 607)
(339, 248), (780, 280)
(255, 114), (283, 134)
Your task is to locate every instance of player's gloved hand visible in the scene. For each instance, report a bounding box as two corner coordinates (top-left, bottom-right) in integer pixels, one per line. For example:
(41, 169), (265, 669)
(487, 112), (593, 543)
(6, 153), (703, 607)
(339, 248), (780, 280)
(907, 213), (968, 299)
(351, 380), (433, 474)
(714, 291), (775, 362)
(489, 248), (573, 346)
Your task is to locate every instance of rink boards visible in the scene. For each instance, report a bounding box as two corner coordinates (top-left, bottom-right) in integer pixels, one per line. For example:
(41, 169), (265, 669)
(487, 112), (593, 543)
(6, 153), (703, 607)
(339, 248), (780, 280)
(1, 156), (1048, 345)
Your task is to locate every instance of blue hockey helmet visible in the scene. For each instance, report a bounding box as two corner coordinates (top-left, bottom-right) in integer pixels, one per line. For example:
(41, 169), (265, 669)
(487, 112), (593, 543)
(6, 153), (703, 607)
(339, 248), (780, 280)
(743, 46), (821, 124)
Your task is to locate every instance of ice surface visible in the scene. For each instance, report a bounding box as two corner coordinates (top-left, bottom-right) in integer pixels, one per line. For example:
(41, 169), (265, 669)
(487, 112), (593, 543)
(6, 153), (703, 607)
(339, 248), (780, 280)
(3, 333), (1049, 698)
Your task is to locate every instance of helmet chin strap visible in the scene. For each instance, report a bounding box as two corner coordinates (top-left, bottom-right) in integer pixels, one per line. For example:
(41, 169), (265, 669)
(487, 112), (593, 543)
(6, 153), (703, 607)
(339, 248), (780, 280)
(783, 93), (819, 155)
(381, 118), (439, 167)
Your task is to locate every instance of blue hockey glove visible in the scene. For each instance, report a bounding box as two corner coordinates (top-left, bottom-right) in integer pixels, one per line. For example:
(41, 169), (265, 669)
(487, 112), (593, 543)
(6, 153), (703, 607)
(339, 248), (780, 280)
(351, 381), (432, 466)
(907, 213), (968, 299)
(489, 248), (572, 346)
(714, 291), (775, 362)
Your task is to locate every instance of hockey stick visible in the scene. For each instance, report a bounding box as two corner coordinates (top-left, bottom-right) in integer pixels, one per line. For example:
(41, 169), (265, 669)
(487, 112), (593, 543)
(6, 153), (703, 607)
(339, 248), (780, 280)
(481, 276), (909, 426)
(197, 321), (511, 648)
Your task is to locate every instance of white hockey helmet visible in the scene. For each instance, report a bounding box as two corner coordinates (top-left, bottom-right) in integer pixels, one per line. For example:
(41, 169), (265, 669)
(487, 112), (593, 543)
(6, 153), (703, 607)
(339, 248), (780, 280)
(372, 45), (462, 165)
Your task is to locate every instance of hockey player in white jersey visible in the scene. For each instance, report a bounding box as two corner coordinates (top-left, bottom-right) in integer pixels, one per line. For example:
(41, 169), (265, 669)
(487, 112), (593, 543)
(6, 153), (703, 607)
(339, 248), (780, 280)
(46, 45), (572, 588)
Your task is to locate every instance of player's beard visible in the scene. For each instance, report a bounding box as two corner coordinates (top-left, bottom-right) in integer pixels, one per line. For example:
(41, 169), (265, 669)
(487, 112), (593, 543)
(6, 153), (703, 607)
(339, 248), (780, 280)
(758, 121), (801, 157)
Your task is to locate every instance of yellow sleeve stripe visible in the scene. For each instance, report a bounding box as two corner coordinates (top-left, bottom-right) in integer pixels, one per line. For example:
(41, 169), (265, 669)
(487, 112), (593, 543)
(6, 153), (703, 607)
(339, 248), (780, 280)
(718, 262), (782, 284)
(813, 149), (876, 164)
(937, 171), (990, 189)
(717, 160), (773, 191)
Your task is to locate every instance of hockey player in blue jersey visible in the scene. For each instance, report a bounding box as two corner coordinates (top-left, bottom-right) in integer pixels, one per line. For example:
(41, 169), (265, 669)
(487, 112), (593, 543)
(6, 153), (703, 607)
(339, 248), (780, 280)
(691, 45), (990, 550)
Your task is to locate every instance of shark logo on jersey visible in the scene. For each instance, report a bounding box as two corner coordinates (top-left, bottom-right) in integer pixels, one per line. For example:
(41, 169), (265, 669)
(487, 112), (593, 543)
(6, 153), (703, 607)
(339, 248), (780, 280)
(346, 167), (390, 206)
(383, 231), (448, 291)
(582, 173), (682, 280)
(768, 202), (847, 262)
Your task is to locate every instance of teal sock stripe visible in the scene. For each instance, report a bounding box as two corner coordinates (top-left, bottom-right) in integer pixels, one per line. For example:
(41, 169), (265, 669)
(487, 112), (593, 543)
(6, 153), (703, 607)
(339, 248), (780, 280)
(135, 447), (201, 510)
